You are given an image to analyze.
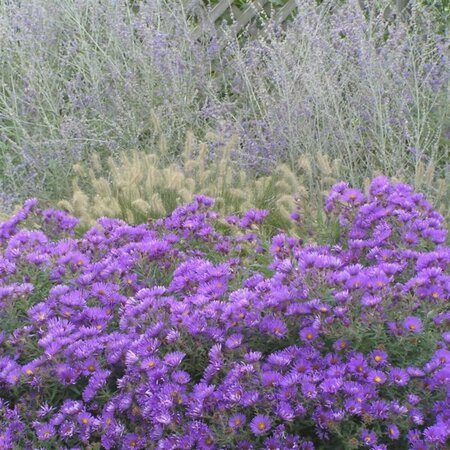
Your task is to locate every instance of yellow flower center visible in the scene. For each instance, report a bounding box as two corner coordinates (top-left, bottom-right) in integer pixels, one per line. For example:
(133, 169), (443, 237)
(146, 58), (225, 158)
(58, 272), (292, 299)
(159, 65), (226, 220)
(257, 422), (266, 430)
(374, 376), (382, 383)
(374, 355), (382, 362)
(306, 333), (313, 340)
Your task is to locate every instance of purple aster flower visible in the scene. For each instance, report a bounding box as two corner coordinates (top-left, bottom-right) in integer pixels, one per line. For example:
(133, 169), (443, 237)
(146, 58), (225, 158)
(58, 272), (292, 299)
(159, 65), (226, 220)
(407, 367), (425, 377)
(225, 333), (244, 349)
(390, 368), (410, 386)
(228, 413), (246, 430)
(348, 354), (368, 376)
(344, 398), (363, 416)
(333, 339), (351, 352)
(369, 349), (388, 366)
(77, 412), (93, 427)
(410, 408), (424, 425)
(423, 423), (449, 444)
(387, 423), (400, 440)
(301, 382), (317, 399)
(369, 400), (389, 419)
(361, 429), (377, 446)
(172, 370), (190, 385)
(261, 316), (288, 338)
(407, 394), (420, 405)
(320, 377), (343, 394)
(237, 441), (253, 450)
(60, 420), (75, 438)
(244, 351), (262, 362)
(368, 369), (386, 385)
(250, 414), (271, 435)
(194, 195), (215, 208)
(275, 401), (295, 421)
(262, 371), (282, 387)
(407, 429), (422, 444)
(239, 209), (269, 228)
(123, 434), (143, 449)
(164, 351), (186, 367)
(300, 327), (318, 343)
(34, 422), (55, 441)
(403, 316), (423, 333)
(360, 294), (383, 307)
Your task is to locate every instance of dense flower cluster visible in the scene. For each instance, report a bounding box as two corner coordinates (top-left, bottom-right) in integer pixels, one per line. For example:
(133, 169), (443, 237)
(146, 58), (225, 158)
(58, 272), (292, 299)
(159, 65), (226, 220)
(0, 177), (449, 449)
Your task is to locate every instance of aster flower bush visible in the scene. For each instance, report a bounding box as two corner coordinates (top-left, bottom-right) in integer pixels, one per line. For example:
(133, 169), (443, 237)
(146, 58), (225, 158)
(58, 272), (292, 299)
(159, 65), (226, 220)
(0, 177), (449, 449)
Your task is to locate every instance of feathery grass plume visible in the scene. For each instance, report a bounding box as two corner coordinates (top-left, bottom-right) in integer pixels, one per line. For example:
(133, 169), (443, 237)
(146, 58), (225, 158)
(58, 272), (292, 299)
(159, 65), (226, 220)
(59, 123), (450, 233)
(131, 199), (151, 215)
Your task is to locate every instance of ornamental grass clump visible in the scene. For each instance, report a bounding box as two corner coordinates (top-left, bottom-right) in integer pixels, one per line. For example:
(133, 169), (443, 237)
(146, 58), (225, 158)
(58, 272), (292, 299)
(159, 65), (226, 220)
(58, 128), (450, 235)
(0, 177), (449, 449)
(58, 131), (327, 234)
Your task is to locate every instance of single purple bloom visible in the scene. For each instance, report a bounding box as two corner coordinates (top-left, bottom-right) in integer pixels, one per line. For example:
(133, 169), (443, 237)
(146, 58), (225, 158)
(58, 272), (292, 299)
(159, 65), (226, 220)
(250, 414), (271, 435)
(403, 316), (423, 333)
(387, 423), (400, 440)
(228, 413), (246, 429)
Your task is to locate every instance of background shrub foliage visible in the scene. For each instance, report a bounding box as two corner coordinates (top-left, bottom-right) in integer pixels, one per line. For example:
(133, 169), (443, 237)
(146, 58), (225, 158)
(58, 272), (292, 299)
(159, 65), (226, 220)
(0, 0), (449, 218)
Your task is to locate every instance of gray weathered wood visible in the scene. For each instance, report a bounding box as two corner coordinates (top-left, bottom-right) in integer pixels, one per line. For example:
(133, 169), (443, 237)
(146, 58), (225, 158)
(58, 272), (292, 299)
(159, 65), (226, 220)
(191, 0), (296, 44)
(210, 0), (233, 23)
(192, 0), (412, 49)
(232, 0), (269, 35)
(275, 0), (297, 25)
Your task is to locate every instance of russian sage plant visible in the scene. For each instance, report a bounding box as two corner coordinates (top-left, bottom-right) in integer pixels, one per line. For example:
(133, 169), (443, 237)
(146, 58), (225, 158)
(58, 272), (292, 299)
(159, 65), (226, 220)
(0, 0), (449, 209)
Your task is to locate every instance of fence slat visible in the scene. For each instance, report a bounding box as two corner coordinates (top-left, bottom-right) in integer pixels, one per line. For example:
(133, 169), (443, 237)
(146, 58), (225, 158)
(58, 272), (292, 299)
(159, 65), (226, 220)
(191, 0), (411, 44)
(209, 0), (233, 23)
(274, 0), (297, 24)
(190, 0), (295, 43)
(232, 0), (269, 35)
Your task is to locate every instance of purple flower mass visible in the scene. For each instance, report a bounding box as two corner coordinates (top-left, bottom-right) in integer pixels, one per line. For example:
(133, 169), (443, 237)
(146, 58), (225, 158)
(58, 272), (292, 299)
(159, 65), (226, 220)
(0, 178), (449, 449)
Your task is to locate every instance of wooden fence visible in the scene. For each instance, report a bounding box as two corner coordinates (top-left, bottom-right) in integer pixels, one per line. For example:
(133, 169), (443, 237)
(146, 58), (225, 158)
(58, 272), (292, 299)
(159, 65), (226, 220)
(189, 0), (298, 42)
(187, 0), (413, 45)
